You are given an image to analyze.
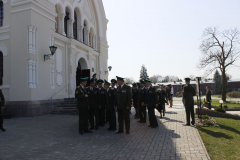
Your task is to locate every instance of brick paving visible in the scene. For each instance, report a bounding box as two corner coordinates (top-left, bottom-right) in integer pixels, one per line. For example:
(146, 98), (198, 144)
(0, 104), (210, 160)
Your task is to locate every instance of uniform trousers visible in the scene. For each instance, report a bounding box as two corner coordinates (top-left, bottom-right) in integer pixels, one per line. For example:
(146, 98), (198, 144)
(117, 109), (130, 132)
(99, 105), (106, 125)
(185, 104), (195, 125)
(148, 106), (158, 127)
(0, 108), (3, 128)
(89, 103), (99, 128)
(78, 107), (89, 132)
(139, 104), (146, 121)
(108, 107), (116, 129)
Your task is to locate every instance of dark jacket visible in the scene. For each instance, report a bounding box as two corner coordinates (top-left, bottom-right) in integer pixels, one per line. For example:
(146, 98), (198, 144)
(139, 87), (146, 106)
(157, 89), (166, 104)
(86, 86), (100, 106)
(206, 90), (211, 102)
(145, 86), (158, 107)
(106, 88), (115, 109)
(132, 88), (140, 106)
(75, 86), (88, 109)
(183, 84), (196, 106)
(115, 84), (132, 109)
(0, 89), (5, 107)
(99, 88), (107, 107)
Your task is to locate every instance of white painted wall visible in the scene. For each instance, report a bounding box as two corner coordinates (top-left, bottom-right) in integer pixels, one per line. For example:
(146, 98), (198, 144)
(0, 0), (109, 101)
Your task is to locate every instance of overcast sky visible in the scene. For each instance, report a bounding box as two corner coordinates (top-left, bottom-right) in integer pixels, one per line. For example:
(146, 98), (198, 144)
(102, 0), (240, 81)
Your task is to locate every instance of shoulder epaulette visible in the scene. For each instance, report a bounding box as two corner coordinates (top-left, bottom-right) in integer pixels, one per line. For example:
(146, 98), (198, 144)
(95, 86), (98, 88)
(86, 87), (89, 88)
(77, 86), (80, 88)
(110, 88), (113, 90)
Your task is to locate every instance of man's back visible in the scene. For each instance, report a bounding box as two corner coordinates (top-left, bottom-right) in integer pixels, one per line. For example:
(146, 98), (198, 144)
(183, 84), (196, 106)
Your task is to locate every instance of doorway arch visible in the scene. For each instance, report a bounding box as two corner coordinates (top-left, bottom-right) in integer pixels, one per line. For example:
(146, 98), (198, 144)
(76, 57), (90, 86)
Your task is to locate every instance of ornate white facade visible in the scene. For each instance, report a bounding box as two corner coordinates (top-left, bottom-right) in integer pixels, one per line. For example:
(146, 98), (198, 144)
(0, 0), (109, 116)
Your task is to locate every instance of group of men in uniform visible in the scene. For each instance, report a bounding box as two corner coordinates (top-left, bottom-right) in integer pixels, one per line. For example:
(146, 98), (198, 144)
(75, 74), (197, 134)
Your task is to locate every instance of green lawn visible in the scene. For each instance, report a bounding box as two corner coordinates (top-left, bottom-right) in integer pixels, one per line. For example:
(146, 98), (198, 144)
(194, 99), (240, 108)
(197, 117), (240, 160)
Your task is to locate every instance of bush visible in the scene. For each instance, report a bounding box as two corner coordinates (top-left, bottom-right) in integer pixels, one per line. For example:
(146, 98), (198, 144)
(224, 105), (228, 108)
(201, 114), (210, 119)
(227, 91), (240, 98)
(214, 107), (226, 113)
(202, 120), (214, 126)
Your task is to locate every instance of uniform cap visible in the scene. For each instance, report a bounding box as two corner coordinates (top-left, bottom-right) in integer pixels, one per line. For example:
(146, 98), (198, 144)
(116, 76), (125, 80)
(132, 83), (137, 86)
(90, 78), (95, 83)
(80, 77), (89, 81)
(92, 73), (97, 77)
(140, 79), (145, 84)
(184, 78), (191, 81)
(104, 80), (110, 85)
(96, 79), (104, 84)
(111, 79), (117, 83)
(144, 79), (151, 82)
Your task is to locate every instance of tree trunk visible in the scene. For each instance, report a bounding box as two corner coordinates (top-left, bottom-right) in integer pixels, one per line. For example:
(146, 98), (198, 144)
(221, 68), (227, 102)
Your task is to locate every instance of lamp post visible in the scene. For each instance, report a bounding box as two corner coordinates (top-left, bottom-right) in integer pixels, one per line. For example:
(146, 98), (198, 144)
(44, 45), (57, 61)
(196, 77), (202, 120)
(108, 66), (112, 71)
(219, 100), (223, 109)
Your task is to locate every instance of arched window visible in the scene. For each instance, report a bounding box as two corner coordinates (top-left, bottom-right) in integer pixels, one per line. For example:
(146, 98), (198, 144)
(73, 11), (77, 40)
(89, 31), (91, 47)
(0, 1), (3, 26)
(83, 22), (86, 43)
(0, 52), (3, 85)
(55, 6), (59, 32)
(64, 11), (70, 37)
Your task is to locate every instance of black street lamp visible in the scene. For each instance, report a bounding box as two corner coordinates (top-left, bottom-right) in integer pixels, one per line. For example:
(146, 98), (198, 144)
(108, 66), (112, 71)
(44, 45), (57, 61)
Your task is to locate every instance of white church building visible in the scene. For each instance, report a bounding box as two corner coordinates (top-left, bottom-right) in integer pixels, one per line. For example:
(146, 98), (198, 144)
(0, 0), (109, 116)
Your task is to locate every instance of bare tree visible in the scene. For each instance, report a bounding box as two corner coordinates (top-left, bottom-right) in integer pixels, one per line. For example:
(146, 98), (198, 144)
(150, 74), (163, 84)
(125, 77), (135, 84)
(198, 27), (240, 101)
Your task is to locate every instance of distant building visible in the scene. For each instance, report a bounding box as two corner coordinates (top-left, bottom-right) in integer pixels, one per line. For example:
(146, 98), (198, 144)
(153, 79), (240, 96)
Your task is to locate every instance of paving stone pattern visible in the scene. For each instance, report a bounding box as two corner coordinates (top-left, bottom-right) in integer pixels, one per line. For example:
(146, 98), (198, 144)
(0, 104), (210, 160)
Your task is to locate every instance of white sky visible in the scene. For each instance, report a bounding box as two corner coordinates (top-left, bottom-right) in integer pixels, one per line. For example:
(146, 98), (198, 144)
(102, 0), (240, 81)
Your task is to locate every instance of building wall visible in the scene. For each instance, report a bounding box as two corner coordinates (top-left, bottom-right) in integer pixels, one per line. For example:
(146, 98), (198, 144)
(0, 0), (109, 117)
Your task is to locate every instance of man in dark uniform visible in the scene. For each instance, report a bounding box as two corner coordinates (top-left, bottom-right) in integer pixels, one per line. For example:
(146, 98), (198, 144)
(157, 84), (166, 118)
(138, 79), (146, 123)
(104, 80), (116, 131)
(75, 77), (92, 134)
(183, 78), (196, 126)
(206, 86), (212, 109)
(115, 76), (132, 134)
(86, 78), (100, 130)
(145, 79), (158, 128)
(132, 83), (140, 119)
(97, 79), (107, 126)
(111, 79), (117, 89)
(0, 89), (6, 132)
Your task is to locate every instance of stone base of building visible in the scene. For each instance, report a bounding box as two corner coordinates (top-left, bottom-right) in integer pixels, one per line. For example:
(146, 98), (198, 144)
(3, 99), (64, 117)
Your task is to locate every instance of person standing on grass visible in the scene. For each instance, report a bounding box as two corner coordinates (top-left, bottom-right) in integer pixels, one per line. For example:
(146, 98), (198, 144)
(206, 86), (212, 109)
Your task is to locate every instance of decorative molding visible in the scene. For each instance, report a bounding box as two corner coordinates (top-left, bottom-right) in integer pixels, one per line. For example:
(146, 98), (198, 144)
(55, 41), (65, 48)
(28, 59), (37, 88)
(0, 26), (10, 34)
(0, 43), (8, 56)
(0, 85), (10, 89)
(0, 36), (10, 41)
(28, 25), (37, 54)
(50, 63), (55, 89)
(57, 74), (62, 86)
(56, 49), (62, 73)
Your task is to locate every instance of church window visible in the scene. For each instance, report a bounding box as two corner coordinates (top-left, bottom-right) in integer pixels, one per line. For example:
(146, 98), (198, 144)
(0, 1), (3, 26)
(73, 11), (77, 40)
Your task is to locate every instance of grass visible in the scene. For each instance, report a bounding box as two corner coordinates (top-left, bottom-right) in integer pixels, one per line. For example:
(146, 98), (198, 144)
(197, 117), (240, 160)
(212, 95), (230, 98)
(194, 99), (240, 108)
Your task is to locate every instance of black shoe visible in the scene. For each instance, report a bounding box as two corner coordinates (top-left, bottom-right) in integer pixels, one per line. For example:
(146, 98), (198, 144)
(182, 124), (190, 126)
(1, 128), (6, 132)
(107, 127), (111, 130)
(151, 125), (158, 128)
(84, 130), (93, 133)
(95, 126), (99, 130)
(89, 127), (94, 130)
(79, 131), (84, 134)
(116, 131), (123, 134)
(101, 124), (105, 127)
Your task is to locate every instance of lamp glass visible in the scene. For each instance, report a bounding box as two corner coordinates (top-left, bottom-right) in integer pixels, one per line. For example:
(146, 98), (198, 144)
(49, 46), (57, 55)
(219, 100), (223, 104)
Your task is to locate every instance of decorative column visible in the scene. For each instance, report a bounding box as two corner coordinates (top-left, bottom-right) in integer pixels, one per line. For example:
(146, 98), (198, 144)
(60, 13), (66, 36)
(86, 30), (90, 46)
(28, 59), (33, 88)
(79, 26), (83, 42)
(32, 60), (36, 88)
(69, 19), (74, 38)
(32, 27), (36, 54)
(28, 26), (33, 54)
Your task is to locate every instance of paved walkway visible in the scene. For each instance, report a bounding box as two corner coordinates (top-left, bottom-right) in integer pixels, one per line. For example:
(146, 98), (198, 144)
(0, 104), (210, 160)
